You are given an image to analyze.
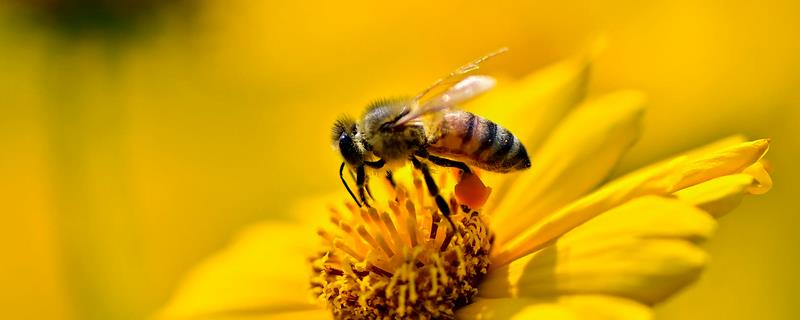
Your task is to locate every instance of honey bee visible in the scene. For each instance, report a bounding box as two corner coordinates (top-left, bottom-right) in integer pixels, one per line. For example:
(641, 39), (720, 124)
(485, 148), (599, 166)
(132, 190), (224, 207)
(332, 48), (531, 222)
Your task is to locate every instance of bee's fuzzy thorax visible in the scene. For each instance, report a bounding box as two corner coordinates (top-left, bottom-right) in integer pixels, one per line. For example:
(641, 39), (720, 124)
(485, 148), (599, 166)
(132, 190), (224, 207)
(361, 101), (427, 163)
(363, 97), (410, 117)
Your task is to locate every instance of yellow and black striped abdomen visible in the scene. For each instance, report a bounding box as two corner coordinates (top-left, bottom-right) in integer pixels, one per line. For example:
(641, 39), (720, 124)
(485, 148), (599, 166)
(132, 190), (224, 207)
(427, 110), (531, 172)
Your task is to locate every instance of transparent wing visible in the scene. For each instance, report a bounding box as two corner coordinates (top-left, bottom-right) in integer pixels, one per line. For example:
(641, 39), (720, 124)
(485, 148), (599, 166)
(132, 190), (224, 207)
(419, 75), (496, 111)
(414, 47), (507, 103)
(394, 48), (507, 126)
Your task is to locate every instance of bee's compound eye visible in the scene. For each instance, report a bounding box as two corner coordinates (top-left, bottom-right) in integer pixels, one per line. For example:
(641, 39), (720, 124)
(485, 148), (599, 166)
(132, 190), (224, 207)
(338, 133), (362, 165)
(338, 132), (352, 147)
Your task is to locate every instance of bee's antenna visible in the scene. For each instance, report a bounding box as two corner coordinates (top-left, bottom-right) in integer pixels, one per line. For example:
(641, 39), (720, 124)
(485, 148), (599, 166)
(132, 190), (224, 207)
(340, 162), (362, 207)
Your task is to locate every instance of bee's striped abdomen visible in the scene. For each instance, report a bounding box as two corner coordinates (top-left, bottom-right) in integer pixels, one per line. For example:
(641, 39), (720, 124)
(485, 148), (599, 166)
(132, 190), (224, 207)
(428, 111), (531, 172)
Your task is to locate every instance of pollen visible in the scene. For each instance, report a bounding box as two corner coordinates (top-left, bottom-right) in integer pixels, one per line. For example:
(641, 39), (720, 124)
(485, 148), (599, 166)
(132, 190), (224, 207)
(310, 172), (494, 319)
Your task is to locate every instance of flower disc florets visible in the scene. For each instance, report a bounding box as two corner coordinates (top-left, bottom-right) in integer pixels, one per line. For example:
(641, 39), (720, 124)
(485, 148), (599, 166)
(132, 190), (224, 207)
(311, 174), (493, 319)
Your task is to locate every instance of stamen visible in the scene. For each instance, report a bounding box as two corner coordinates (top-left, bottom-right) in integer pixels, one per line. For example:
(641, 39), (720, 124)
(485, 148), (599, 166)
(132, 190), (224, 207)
(440, 227), (454, 252)
(317, 229), (334, 244)
(406, 201), (419, 247)
(311, 171), (493, 319)
(333, 239), (364, 261)
(359, 209), (373, 226)
(344, 202), (359, 216)
(368, 264), (394, 277)
(375, 233), (395, 258)
(429, 211), (440, 240)
(413, 175), (425, 207)
(450, 196), (459, 216)
(380, 211), (403, 250)
(356, 225), (381, 253)
(325, 266), (344, 276)
(327, 205), (343, 220)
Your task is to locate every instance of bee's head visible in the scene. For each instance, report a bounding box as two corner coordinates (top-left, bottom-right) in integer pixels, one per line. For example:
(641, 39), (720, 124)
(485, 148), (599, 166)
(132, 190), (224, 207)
(332, 115), (364, 167)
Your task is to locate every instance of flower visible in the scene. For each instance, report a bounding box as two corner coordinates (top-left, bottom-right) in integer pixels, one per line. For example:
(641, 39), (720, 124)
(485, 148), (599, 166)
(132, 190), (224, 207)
(154, 53), (772, 320)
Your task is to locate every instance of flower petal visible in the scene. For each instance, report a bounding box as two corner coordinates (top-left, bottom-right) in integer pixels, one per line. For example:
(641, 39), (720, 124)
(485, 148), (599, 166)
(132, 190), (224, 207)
(636, 134), (748, 171)
(456, 295), (652, 320)
(477, 55), (592, 209)
(672, 138), (770, 190)
(741, 160), (773, 195)
(482, 197), (713, 304)
(555, 196), (717, 245)
(263, 310), (332, 320)
(491, 91), (646, 245)
(155, 223), (322, 319)
(492, 139), (770, 265)
(160, 309), (332, 320)
(674, 174), (756, 218)
(671, 150), (772, 219)
(471, 55), (591, 155)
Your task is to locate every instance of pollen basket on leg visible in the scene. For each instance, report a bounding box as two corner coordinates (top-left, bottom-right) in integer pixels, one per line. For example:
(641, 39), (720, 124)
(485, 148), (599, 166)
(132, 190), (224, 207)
(311, 171), (493, 319)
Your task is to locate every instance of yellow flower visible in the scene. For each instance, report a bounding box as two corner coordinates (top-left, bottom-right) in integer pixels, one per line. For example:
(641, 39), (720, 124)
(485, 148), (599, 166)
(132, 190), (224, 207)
(154, 53), (772, 319)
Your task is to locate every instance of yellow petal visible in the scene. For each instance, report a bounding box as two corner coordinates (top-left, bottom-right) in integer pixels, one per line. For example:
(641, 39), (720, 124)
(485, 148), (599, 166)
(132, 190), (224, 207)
(261, 310), (332, 320)
(472, 55), (590, 153)
(482, 197), (712, 304)
(741, 160), (773, 195)
(673, 157), (772, 218)
(493, 139), (769, 265)
(160, 309), (332, 320)
(477, 54), (592, 209)
(154, 223), (322, 320)
(456, 295), (652, 320)
(635, 134), (748, 173)
(672, 138), (770, 190)
(556, 196), (717, 246)
(491, 90), (646, 245)
(674, 174), (755, 218)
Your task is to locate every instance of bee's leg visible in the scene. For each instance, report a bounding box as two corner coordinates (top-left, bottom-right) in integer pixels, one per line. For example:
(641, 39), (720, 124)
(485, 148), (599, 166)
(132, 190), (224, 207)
(366, 159), (394, 188)
(365, 176), (375, 201)
(410, 156), (456, 231)
(385, 170), (396, 189)
(362, 159), (386, 201)
(364, 159), (385, 169)
(339, 162), (361, 207)
(415, 150), (471, 174)
(356, 165), (371, 208)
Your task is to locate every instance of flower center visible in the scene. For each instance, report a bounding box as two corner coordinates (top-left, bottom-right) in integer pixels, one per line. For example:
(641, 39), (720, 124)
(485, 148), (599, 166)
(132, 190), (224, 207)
(310, 172), (493, 319)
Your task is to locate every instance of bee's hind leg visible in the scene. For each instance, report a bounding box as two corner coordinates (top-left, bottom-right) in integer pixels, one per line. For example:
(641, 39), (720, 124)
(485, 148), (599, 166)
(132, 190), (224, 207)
(410, 156), (456, 231)
(415, 150), (472, 174)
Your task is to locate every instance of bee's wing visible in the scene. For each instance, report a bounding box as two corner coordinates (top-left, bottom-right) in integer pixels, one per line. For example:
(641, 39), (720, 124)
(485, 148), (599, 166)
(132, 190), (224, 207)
(413, 47), (507, 103)
(394, 48), (507, 126)
(394, 75), (496, 126)
(421, 75), (496, 109)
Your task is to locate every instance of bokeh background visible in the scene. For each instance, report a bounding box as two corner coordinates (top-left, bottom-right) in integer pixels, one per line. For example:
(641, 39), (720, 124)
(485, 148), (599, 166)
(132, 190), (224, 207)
(1, 1), (798, 319)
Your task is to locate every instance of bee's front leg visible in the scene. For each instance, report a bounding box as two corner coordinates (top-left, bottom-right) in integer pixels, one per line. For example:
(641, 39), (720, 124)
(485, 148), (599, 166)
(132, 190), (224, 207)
(361, 159), (387, 204)
(339, 162), (361, 207)
(355, 165), (371, 208)
(385, 170), (396, 189)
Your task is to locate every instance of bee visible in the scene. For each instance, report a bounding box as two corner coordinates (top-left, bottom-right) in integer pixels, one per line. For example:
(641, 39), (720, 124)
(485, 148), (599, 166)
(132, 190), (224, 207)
(332, 48), (531, 222)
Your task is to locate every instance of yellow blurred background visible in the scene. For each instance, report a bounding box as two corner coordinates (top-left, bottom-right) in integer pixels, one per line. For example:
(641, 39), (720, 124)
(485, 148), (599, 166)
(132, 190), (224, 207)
(1, 1), (797, 319)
